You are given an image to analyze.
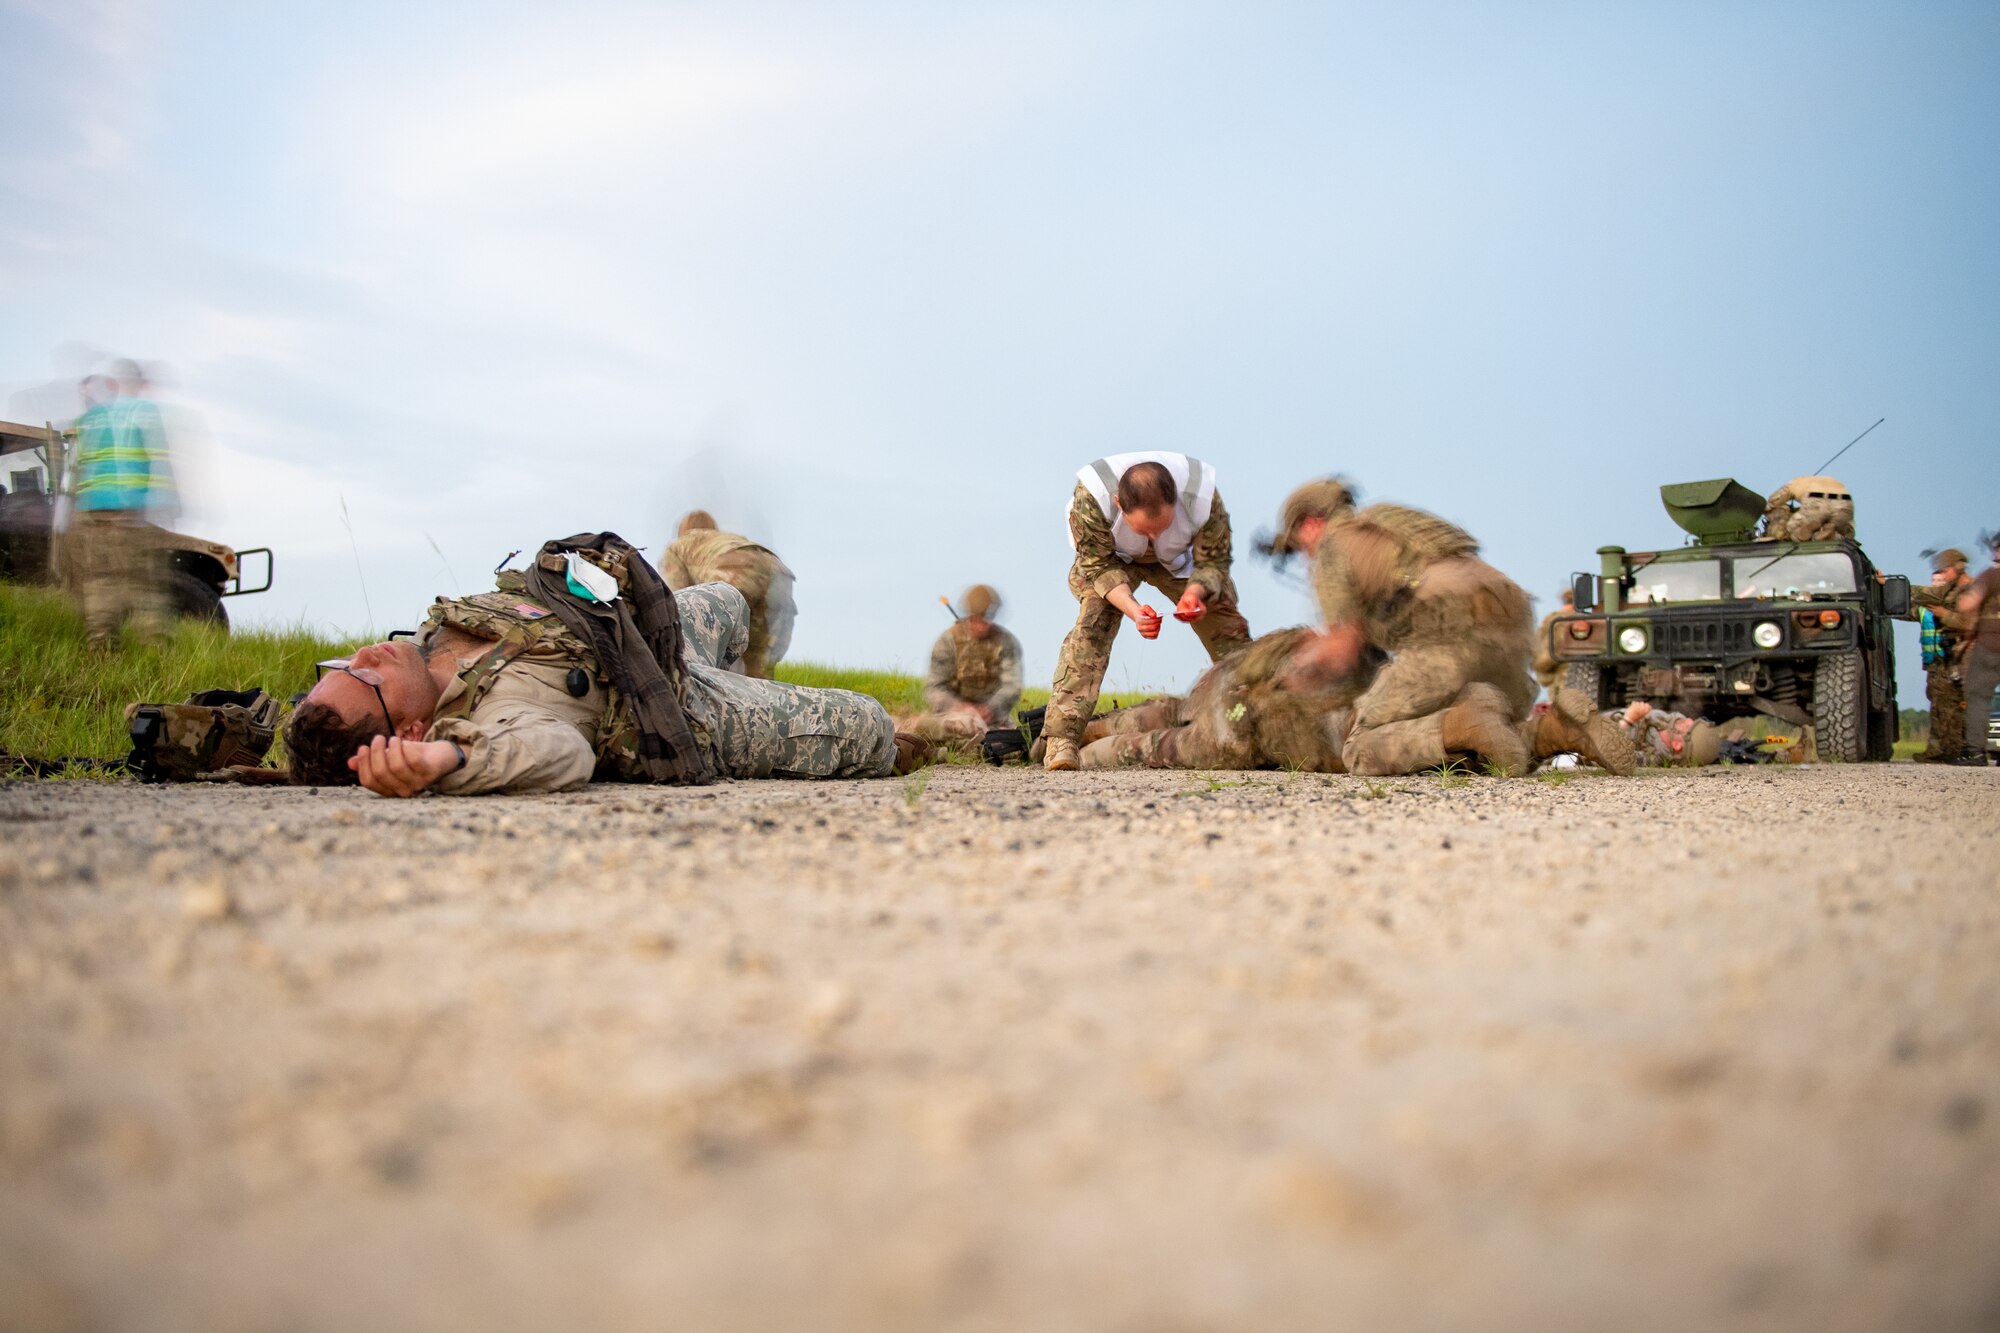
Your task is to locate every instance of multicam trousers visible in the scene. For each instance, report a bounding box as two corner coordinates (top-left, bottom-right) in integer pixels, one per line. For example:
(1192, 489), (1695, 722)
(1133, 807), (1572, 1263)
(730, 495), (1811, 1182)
(1044, 563), (1250, 748)
(675, 583), (895, 778)
(1922, 661), (1966, 760)
(75, 510), (167, 645)
(1340, 564), (1536, 776)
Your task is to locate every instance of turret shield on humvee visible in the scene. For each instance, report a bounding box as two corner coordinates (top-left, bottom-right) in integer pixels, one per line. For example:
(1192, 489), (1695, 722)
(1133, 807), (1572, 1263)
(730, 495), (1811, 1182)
(1548, 478), (1908, 762)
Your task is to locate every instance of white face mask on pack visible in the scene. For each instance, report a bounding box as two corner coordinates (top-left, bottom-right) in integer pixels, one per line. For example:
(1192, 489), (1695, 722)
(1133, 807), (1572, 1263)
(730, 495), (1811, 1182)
(563, 552), (620, 604)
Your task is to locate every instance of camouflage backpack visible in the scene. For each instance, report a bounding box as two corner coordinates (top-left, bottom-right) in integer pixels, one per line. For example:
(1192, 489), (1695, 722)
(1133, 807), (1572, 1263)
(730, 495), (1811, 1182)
(125, 688), (281, 782)
(421, 569), (694, 782)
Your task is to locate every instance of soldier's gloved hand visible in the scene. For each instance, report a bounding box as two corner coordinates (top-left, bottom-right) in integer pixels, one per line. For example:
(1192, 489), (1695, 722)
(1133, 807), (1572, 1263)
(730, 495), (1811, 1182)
(350, 735), (462, 798)
(1173, 586), (1208, 623)
(1133, 605), (1163, 640)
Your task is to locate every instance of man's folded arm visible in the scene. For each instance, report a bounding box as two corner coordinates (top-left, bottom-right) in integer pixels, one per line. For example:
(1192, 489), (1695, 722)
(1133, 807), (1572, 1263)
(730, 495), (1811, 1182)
(429, 705), (596, 795)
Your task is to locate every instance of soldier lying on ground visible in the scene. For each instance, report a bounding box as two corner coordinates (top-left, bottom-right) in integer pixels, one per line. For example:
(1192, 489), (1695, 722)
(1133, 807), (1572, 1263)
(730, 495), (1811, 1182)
(1524, 700), (1822, 770)
(899, 584), (1024, 753)
(1081, 628), (1633, 775)
(285, 539), (921, 796)
(1077, 628), (1373, 771)
(658, 510), (797, 678)
(1269, 479), (1544, 776)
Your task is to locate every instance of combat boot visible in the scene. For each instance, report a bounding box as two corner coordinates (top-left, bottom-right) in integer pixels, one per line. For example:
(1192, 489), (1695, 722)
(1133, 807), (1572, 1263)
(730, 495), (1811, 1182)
(1439, 688), (1529, 777)
(1043, 736), (1080, 771)
(1533, 688), (1637, 776)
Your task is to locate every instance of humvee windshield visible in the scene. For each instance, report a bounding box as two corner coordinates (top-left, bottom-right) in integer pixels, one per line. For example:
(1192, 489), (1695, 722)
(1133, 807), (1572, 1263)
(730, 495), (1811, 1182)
(1734, 552), (1856, 600)
(1629, 558), (1722, 605)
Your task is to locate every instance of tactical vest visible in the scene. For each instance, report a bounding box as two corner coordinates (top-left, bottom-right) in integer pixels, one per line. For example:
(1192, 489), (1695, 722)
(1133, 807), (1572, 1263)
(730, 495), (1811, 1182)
(1072, 451), (1217, 579)
(421, 571), (695, 782)
(947, 623), (1007, 702)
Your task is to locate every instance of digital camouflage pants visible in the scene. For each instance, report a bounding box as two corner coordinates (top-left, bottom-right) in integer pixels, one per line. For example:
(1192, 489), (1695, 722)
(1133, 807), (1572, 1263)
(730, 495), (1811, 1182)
(1044, 563), (1250, 748)
(675, 583), (895, 779)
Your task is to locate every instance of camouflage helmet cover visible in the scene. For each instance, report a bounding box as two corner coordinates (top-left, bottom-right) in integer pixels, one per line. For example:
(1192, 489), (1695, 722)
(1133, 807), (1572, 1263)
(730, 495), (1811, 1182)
(1932, 547), (1969, 572)
(1268, 478), (1358, 554)
(960, 584), (1001, 618)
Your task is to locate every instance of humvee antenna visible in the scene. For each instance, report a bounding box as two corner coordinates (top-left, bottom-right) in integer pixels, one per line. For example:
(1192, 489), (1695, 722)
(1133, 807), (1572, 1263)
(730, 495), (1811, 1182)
(939, 595), (960, 621)
(1811, 417), (1884, 475)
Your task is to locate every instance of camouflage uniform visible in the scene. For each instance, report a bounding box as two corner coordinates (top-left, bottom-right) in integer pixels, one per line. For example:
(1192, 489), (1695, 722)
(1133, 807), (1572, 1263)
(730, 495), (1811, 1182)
(1078, 627), (1372, 771)
(1045, 482), (1251, 749)
(420, 581), (893, 794)
(1911, 571), (1973, 760)
(1311, 504), (1537, 775)
(902, 621), (1025, 752)
(1760, 476), (1854, 542)
(658, 528), (796, 678)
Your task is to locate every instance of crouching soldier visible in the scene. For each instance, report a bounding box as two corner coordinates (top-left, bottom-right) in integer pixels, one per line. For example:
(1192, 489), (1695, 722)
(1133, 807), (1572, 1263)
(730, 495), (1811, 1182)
(284, 534), (924, 796)
(901, 585), (1024, 752)
(1273, 478), (1541, 776)
(1760, 476), (1854, 542)
(1043, 452), (1252, 770)
(659, 510), (797, 678)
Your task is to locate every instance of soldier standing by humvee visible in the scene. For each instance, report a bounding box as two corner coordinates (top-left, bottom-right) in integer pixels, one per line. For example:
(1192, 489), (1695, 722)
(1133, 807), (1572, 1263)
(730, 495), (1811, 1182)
(901, 585), (1024, 751)
(658, 511), (796, 679)
(1910, 548), (1974, 763)
(71, 364), (176, 647)
(1041, 453), (1251, 771)
(1953, 532), (2000, 767)
(1271, 478), (1541, 776)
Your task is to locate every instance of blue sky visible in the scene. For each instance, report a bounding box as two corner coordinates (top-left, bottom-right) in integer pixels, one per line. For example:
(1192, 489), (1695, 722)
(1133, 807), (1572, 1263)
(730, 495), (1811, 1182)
(3, 0), (1994, 703)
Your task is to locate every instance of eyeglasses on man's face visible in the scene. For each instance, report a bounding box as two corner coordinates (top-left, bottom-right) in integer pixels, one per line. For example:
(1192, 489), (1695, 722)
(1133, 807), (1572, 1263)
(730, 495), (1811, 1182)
(314, 659), (394, 734)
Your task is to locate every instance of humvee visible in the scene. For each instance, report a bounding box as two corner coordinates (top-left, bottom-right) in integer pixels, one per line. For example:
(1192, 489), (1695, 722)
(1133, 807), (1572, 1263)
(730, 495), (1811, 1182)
(0, 418), (272, 627)
(1547, 478), (1910, 763)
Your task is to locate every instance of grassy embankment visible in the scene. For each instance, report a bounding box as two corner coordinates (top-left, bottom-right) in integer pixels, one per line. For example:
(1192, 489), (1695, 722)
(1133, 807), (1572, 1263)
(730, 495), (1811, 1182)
(1, 585), (1127, 773)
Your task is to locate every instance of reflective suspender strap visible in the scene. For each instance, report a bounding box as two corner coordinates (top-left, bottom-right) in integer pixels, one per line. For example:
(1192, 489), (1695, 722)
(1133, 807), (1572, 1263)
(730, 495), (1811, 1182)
(1090, 459), (1120, 508)
(1181, 455), (1204, 522)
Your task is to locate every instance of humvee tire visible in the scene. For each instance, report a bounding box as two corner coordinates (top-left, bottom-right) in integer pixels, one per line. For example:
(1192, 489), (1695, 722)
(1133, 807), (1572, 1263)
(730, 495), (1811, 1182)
(1813, 651), (1865, 762)
(165, 568), (228, 628)
(1562, 662), (1605, 710)
(1867, 699), (1898, 763)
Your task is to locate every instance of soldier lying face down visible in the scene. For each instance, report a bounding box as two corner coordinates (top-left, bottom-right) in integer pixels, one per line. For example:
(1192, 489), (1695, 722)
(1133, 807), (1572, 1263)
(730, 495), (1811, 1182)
(286, 572), (915, 797)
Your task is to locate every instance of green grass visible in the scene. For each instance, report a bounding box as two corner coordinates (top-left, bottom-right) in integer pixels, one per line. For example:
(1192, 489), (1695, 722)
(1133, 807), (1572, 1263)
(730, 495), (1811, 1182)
(0, 584), (357, 767)
(773, 661), (1150, 721)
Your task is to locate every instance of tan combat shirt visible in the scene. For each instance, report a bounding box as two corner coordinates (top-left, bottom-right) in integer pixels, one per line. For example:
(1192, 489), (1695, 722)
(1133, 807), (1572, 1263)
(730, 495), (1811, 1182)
(427, 648), (607, 796)
(1311, 503), (1481, 639)
(1066, 482), (1235, 601)
(925, 622), (1024, 718)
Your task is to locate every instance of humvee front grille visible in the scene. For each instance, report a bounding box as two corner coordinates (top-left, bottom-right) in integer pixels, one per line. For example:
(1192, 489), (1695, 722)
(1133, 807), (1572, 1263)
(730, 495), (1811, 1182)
(1660, 620), (1751, 656)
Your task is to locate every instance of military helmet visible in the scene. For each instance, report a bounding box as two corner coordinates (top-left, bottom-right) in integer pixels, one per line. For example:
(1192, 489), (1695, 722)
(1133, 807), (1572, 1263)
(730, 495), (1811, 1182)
(1267, 478), (1357, 554)
(1932, 547), (1969, 572)
(961, 584), (1001, 619)
(677, 509), (718, 537)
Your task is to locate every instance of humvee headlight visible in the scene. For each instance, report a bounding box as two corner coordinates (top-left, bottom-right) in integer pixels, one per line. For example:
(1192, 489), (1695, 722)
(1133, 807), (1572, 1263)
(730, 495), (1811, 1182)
(1617, 626), (1649, 654)
(1753, 621), (1783, 649)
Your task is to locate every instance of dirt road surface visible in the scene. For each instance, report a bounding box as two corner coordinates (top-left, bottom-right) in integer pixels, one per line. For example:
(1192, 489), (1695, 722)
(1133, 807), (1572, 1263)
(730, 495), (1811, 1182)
(2, 764), (1996, 1332)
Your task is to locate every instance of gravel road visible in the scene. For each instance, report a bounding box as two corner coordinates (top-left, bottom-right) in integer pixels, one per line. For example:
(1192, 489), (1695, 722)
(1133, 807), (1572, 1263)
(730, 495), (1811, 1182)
(2, 763), (1996, 1333)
